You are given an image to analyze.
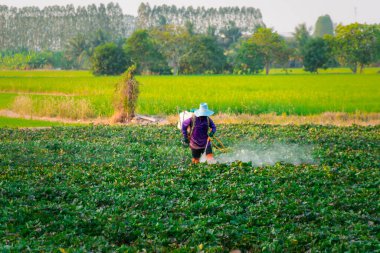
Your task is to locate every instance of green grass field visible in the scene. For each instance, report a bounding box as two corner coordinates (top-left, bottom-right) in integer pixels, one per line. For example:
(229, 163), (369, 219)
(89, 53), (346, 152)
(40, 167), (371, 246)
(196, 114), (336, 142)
(0, 117), (73, 128)
(0, 94), (17, 109)
(0, 69), (379, 120)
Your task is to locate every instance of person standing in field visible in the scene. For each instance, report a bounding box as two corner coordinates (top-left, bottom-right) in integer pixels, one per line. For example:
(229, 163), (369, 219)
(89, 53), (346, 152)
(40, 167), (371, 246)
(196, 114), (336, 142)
(182, 103), (216, 164)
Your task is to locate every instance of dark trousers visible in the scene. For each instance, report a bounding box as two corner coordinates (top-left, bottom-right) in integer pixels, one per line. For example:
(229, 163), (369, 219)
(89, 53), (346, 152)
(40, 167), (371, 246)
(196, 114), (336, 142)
(191, 145), (212, 159)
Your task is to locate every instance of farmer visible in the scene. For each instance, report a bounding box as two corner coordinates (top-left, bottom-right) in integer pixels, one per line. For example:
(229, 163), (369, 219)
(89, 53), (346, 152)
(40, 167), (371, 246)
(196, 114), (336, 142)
(182, 103), (216, 164)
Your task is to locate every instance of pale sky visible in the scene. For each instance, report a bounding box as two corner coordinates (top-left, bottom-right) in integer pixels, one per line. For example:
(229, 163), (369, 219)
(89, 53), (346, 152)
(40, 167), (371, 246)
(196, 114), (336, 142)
(1, 0), (379, 35)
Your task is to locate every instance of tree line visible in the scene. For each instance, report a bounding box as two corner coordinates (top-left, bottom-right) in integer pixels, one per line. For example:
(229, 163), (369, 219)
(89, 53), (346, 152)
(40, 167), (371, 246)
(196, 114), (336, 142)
(91, 18), (380, 75)
(0, 3), (263, 51)
(0, 2), (379, 74)
(136, 3), (264, 34)
(0, 3), (134, 51)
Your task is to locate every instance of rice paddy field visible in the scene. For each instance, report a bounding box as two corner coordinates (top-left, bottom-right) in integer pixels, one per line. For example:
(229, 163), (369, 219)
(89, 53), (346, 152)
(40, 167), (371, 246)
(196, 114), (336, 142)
(0, 68), (379, 122)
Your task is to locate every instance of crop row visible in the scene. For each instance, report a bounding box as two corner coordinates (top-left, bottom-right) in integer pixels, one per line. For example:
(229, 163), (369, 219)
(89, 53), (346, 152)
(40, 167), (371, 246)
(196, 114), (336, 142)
(0, 125), (379, 251)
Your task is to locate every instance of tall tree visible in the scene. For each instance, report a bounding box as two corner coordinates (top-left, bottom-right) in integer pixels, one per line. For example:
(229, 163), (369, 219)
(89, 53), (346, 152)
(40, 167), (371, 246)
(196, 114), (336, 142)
(330, 23), (379, 73)
(233, 41), (264, 74)
(64, 29), (112, 69)
(375, 25), (380, 63)
(89, 30), (111, 51)
(124, 29), (168, 74)
(303, 37), (331, 73)
(184, 21), (195, 35)
(150, 25), (190, 75)
(293, 23), (311, 59)
(65, 34), (90, 69)
(180, 35), (226, 74)
(219, 21), (242, 48)
(158, 15), (167, 27)
(206, 25), (217, 37)
(136, 3), (265, 34)
(249, 28), (289, 75)
(0, 4), (135, 51)
(136, 2), (150, 29)
(313, 15), (334, 38)
(91, 42), (130, 75)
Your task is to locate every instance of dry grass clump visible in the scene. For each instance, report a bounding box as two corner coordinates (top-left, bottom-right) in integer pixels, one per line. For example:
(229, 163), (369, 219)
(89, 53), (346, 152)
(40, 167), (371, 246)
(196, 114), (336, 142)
(110, 111), (125, 124)
(12, 95), (94, 120)
(111, 65), (140, 123)
(11, 96), (33, 116)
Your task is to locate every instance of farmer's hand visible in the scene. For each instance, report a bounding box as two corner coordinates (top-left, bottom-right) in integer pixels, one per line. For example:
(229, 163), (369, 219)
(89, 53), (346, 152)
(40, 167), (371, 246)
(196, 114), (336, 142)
(182, 137), (189, 147)
(209, 131), (215, 137)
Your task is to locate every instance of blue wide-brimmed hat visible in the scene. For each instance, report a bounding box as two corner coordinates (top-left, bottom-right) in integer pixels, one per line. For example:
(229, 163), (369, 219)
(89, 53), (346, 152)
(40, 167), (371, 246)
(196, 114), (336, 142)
(194, 103), (214, 117)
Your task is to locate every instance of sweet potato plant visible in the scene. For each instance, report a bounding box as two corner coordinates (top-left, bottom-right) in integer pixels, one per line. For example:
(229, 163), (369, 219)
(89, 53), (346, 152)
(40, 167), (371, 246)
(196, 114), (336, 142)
(0, 125), (379, 252)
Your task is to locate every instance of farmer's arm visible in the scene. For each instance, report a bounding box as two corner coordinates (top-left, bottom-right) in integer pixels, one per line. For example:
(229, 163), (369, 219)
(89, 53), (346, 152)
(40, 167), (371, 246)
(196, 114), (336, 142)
(182, 118), (191, 139)
(209, 118), (216, 134)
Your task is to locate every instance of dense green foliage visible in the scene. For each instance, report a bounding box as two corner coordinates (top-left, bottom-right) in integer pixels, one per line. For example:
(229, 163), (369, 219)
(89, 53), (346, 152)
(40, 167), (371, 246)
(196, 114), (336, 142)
(91, 43), (130, 76)
(1, 3), (379, 75)
(247, 28), (289, 75)
(219, 21), (243, 49)
(1, 2), (379, 74)
(0, 70), (379, 117)
(303, 38), (331, 73)
(292, 23), (312, 64)
(123, 30), (169, 74)
(329, 23), (380, 74)
(233, 42), (264, 74)
(0, 125), (379, 251)
(313, 15), (334, 38)
(150, 25), (191, 75)
(65, 30), (116, 70)
(0, 50), (69, 70)
(180, 35), (226, 74)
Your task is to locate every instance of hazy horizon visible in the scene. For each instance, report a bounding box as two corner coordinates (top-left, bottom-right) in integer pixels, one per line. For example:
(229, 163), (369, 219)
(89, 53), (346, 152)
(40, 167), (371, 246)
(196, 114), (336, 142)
(1, 0), (379, 35)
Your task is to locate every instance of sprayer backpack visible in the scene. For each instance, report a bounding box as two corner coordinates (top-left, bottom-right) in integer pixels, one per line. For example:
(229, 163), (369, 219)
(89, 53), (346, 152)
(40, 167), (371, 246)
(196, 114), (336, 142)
(177, 111), (209, 138)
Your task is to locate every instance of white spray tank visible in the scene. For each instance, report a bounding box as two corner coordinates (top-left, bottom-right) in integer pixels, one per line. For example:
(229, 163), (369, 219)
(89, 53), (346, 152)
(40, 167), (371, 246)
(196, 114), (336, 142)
(177, 111), (194, 130)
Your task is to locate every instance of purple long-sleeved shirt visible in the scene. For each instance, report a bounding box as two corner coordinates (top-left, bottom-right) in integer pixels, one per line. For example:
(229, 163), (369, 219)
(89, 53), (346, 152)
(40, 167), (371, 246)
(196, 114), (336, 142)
(182, 116), (216, 149)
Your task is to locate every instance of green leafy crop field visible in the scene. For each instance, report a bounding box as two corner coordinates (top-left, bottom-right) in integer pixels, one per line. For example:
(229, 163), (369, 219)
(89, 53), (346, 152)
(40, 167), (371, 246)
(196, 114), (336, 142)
(1, 125), (379, 251)
(0, 69), (379, 120)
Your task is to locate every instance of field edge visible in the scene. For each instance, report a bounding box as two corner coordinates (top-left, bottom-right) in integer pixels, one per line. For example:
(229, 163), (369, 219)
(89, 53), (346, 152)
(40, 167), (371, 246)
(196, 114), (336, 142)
(0, 110), (379, 127)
